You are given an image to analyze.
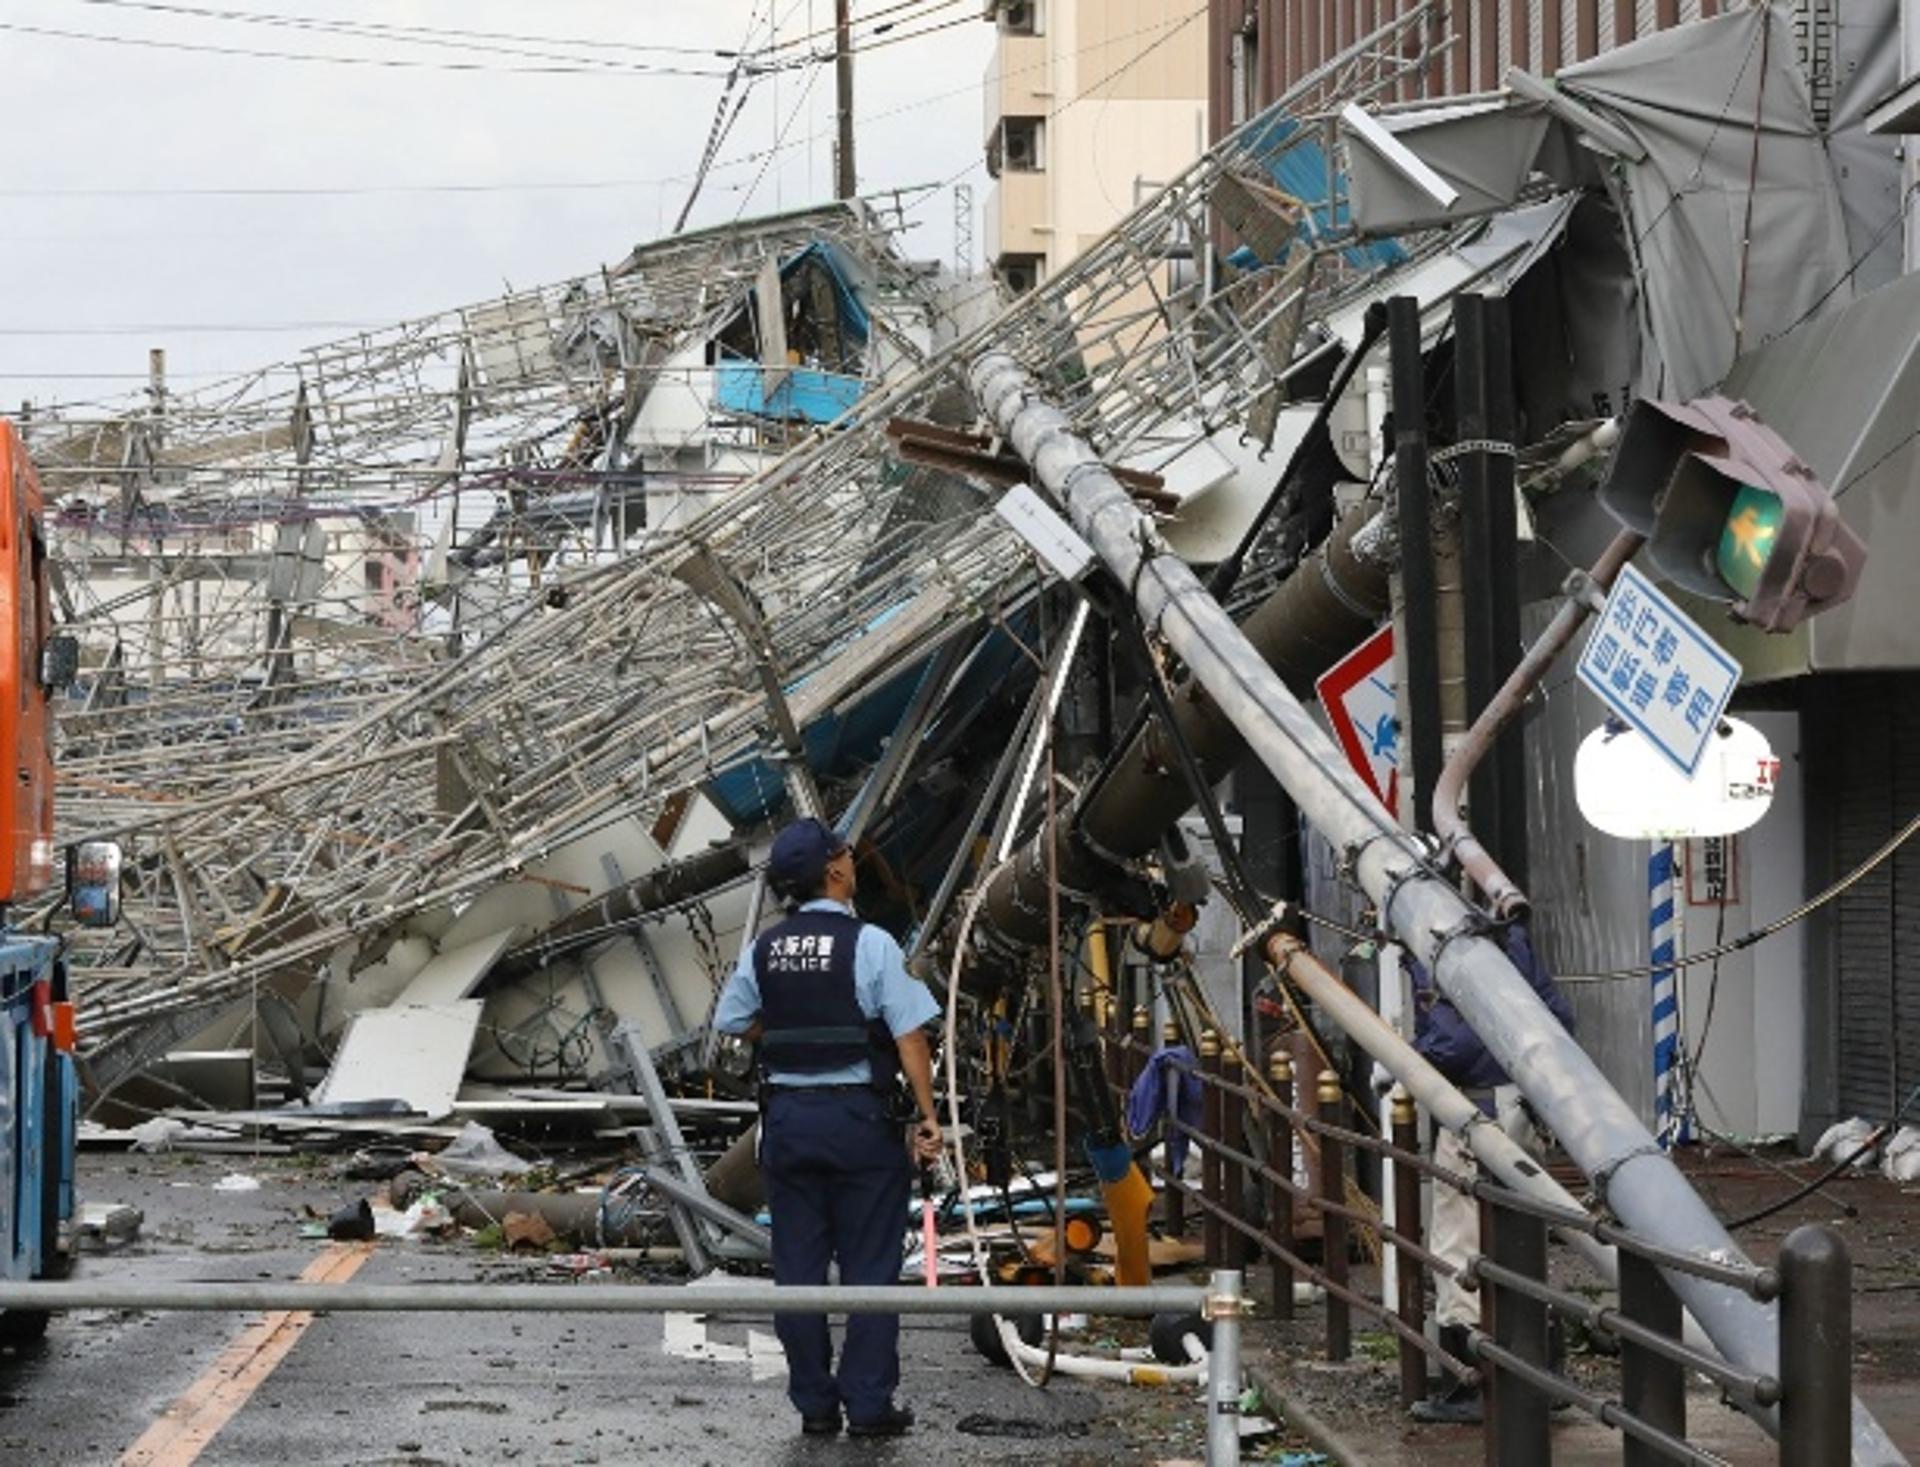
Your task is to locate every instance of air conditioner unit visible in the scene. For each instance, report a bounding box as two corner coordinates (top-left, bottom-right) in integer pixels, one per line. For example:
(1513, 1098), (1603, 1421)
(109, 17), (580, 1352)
(1001, 1), (1037, 35)
(1001, 262), (1038, 296)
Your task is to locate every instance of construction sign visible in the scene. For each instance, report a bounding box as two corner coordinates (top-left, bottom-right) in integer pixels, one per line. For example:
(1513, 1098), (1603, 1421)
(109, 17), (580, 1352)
(1316, 624), (1398, 815)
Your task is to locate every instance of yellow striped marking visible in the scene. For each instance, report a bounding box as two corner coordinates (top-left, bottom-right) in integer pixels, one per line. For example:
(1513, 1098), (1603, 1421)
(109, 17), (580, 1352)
(119, 1242), (373, 1467)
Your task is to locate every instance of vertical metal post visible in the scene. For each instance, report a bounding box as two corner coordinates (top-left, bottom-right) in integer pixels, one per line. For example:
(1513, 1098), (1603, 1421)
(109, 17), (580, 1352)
(1780, 1224), (1852, 1467)
(1268, 1051), (1296, 1319)
(1389, 295), (1442, 834)
(1202, 1031), (1225, 1267)
(1390, 1087), (1427, 1409)
(1483, 1201), (1549, 1467)
(1617, 1249), (1686, 1467)
(1455, 294), (1504, 872)
(1222, 1047), (1248, 1268)
(1206, 1269), (1245, 1467)
(1165, 1018), (1187, 1237)
(1317, 1070), (1349, 1361)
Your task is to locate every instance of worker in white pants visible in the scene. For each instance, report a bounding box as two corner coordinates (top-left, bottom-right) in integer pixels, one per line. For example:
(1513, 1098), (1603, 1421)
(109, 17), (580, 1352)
(1408, 923), (1574, 1426)
(1429, 1087), (1538, 1329)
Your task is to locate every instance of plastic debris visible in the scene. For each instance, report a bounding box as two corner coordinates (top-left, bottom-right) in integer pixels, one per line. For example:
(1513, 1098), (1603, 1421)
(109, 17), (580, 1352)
(129, 1117), (188, 1154)
(1884, 1126), (1920, 1183)
(424, 1122), (534, 1178)
(329, 1198), (376, 1241)
(211, 1172), (262, 1192)
(1813, 1117), (1878, 1168)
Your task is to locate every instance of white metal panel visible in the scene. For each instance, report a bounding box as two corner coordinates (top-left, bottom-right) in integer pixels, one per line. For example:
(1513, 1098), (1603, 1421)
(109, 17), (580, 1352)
(394, 929), (518, 1007)
(314, 1000), (484, 1119)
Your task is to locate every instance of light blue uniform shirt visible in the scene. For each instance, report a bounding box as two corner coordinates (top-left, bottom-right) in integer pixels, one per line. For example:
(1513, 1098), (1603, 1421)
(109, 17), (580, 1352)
(714, 898), (941, 1086)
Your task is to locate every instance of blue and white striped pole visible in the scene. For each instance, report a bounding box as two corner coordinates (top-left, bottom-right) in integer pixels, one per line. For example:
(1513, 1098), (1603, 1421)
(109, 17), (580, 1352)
(1650, 841), (1681, 1146)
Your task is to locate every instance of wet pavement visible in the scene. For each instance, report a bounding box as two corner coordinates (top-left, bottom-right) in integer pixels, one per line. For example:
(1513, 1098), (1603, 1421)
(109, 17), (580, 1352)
(0, 1152), (1237, 1466)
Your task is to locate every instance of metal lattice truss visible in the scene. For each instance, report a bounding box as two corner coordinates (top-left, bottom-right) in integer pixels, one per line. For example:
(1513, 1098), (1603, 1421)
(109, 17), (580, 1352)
(53, 7), (1457, 1077)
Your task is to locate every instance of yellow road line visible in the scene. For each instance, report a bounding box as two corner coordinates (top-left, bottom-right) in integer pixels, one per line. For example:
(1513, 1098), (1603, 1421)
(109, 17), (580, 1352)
(119, 1242), (374, 1467)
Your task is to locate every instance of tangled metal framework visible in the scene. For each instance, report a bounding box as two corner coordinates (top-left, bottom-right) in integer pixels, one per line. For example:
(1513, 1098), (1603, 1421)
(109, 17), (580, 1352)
(44, 6), (1450, 1082)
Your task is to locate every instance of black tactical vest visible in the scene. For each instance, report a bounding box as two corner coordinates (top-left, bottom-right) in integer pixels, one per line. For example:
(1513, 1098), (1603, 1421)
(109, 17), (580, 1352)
(754, 906), (897, 1089)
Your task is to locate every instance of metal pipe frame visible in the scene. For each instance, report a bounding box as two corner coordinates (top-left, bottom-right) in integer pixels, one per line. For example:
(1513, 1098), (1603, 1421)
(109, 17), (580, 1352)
(965, 350), (1905, 1463)
(0, 1281), (1206, 1317)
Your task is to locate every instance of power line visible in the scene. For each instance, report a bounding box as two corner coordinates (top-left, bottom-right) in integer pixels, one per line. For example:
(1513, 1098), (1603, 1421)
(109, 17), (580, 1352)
(59, 0), (744, 59)
(0, 17), (732, 77)
(0, 9), (1196, 202)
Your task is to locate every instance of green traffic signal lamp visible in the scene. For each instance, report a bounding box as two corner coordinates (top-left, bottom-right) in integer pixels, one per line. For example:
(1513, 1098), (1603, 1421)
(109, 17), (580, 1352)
(1716, 482), (1780, 601)
(1598, 395), (1866, 633)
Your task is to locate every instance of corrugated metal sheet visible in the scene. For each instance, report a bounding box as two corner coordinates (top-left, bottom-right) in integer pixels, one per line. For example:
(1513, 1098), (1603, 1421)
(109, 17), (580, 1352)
(1561, 0), (1580, 68)
(1678, 0), (1702, 22)
(1527, 0), (1545, 68)
(1636, 0), (1658, 38)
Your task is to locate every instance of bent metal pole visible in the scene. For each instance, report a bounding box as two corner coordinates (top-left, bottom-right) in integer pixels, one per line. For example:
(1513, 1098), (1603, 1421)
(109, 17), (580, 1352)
(965, 351), (1903, 1465)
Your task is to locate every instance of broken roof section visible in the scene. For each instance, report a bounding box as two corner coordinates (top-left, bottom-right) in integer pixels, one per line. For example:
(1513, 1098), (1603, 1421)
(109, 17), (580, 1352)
(1338, 5), (1886, 399)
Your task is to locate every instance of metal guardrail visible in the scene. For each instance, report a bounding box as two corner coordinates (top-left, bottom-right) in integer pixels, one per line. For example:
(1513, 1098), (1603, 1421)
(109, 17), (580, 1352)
(1108, 1017), (1855, 1467)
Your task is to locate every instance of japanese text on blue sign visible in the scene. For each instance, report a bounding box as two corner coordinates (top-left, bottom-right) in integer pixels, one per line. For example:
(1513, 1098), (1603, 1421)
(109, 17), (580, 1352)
(1576, 563), (1740, 778)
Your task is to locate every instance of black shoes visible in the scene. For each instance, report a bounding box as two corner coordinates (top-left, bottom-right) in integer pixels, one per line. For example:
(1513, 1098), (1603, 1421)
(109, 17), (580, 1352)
(847, 1405), (915, 1438)
(801, 1414), (843, 1437)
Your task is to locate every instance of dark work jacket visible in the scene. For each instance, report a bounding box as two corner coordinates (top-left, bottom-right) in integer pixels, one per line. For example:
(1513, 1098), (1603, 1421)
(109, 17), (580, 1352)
(1411, 922), (1575, 1093)
(754, 906), (896, 1089)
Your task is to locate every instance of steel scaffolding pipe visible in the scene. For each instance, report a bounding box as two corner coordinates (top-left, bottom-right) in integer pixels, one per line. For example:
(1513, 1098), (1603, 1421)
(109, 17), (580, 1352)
(978, 486), (1392, 957)
(0, 1280), (1207, 1316)
(965, 350), (1902, 1463)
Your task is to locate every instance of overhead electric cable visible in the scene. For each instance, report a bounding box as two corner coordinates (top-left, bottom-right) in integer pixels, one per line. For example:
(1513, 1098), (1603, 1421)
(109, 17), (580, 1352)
(0, 18), (732, 76)
(60, 0), (742, 59)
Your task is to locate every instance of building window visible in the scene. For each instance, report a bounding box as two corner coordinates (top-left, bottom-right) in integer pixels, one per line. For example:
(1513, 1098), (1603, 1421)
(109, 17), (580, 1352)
(997, 0), (1041, 36)
(1002, 116), (1044, 172)
(997, 254), (1044, 296)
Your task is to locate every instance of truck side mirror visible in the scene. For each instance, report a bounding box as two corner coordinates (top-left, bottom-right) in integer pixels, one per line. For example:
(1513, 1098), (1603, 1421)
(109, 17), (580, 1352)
(67, 840), (122, 928)
(40, 634), (79, 692)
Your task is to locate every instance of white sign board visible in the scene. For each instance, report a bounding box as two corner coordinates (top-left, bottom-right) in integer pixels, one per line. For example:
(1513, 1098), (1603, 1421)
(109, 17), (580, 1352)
(1315, 624), (1398, 813)
(1574, 715), (1778, 839)
(994, 484), (1097, 584)
(1576, 563), (1739, 778)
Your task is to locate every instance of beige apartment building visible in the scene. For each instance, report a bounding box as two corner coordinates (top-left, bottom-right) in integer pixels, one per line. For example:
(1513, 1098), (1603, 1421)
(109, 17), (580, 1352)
(980, 0), (1208, 294)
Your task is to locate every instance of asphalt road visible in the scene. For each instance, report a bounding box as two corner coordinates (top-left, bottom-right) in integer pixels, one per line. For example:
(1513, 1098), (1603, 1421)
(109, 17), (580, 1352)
(0, 1151), (1211, 1465)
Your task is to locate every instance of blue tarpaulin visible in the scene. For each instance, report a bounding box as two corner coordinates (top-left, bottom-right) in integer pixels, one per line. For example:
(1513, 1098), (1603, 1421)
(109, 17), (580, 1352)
(712, 241), (872, 425)
(1236, 112), (1407, 272)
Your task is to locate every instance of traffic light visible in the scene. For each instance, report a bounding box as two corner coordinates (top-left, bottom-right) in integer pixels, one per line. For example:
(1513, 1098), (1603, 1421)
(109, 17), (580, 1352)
(1597, 395), (1866, 633)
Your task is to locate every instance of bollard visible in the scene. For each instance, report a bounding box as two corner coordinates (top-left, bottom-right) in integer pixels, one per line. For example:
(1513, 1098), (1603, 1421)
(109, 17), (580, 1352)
(1222, 1047), (1249, 1269)
(1389, 1087), (1426, 1410)
(1316, 1070), (1349, 1361)
(1164, 1018), (1186, 1237)
(1205, 1268), (1246, 1467)
(1780, 1224), (1851, 1467)
(1201, 1030), (1224, 1268)
(1618, 1249), (1685, 1466)
(1482, 1200), (1550, 1466)
(1268, 1051), (1296, 1320)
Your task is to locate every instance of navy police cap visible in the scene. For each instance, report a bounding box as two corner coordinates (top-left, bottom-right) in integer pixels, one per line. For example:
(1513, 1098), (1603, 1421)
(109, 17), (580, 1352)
(768, 817), (847, 893)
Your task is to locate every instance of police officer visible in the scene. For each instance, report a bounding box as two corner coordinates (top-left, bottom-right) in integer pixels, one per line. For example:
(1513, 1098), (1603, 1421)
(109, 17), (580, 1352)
(714, 817), (942, 1439)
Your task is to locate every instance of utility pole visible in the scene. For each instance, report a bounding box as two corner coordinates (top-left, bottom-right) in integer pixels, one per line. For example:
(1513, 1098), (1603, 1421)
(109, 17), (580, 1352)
(834, 0), (856, 199)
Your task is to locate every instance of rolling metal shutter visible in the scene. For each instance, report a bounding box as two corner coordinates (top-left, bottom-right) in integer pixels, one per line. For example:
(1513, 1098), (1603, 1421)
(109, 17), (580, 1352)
(1831, 674), (1920, 1121)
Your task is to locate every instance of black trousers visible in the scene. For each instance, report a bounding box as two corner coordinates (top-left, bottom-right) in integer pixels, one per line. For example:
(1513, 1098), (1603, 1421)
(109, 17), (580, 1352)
(760, 1087), (911, 1423)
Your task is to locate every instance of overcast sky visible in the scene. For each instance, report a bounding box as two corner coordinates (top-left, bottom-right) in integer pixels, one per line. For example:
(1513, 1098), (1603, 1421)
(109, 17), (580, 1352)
(0, 0), (994, 414)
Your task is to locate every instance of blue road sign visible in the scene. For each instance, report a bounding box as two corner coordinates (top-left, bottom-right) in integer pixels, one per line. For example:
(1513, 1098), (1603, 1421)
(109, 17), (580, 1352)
(1576, 563), (1740, 779)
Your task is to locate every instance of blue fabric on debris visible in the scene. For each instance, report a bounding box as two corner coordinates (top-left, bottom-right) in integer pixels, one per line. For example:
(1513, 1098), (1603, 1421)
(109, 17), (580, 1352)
(1410, 921), (1575, 1098)
(1126, 1045), (1204, 1176)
